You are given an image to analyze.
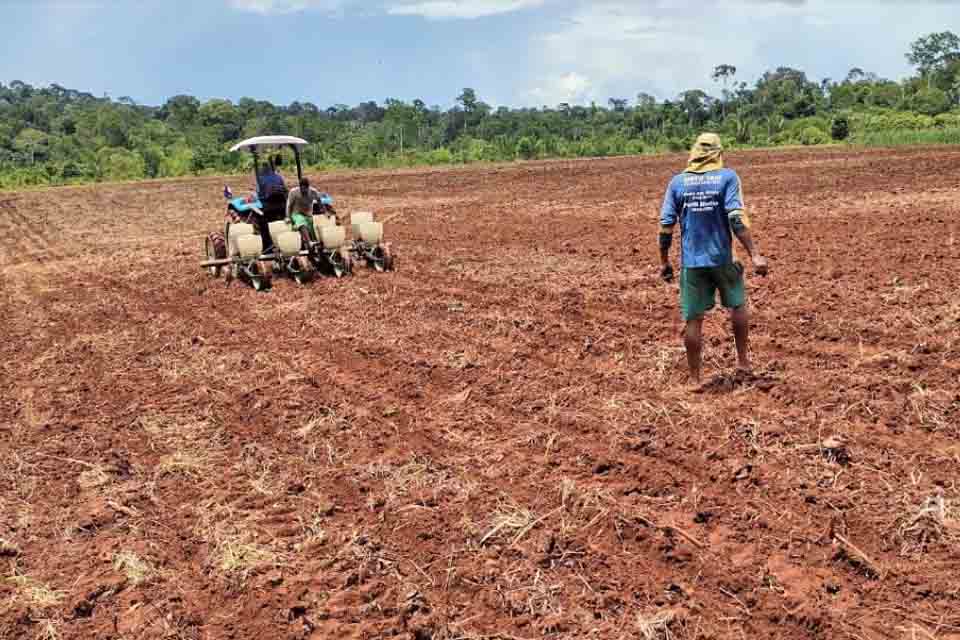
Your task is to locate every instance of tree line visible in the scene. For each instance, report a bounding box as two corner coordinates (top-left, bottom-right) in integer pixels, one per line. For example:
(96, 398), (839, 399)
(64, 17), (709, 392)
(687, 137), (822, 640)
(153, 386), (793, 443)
(2, 31), (959, 189)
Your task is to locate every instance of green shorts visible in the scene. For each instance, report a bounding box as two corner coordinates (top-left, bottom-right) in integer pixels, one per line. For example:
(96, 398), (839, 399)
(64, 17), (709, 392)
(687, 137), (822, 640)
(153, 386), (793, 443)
(680, 263), (746, 321)
(290, 211), (315, 241)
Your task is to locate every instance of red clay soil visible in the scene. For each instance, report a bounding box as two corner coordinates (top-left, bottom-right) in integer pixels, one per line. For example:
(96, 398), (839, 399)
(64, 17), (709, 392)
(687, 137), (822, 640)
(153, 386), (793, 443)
(1, 146), (959, 640)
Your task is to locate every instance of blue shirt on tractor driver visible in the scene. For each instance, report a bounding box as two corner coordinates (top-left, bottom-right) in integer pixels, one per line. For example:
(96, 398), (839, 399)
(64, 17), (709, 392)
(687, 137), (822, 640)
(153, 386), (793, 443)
(660, 168), (744, 268)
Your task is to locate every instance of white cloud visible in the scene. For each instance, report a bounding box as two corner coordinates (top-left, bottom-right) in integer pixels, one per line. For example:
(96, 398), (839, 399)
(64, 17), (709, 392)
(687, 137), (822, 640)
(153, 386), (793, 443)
(524, 0), (960, 106)
(228, 0), (546, 17)
(227, 0), (350, 14)
(530, 1), (763, 104)
(386, 0), (546, 19)
(529, 71), (592, 105)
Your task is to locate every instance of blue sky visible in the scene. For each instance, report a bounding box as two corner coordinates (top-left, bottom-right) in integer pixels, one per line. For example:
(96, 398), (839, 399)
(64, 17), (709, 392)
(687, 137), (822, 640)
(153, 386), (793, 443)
(2, 1), (958, 109)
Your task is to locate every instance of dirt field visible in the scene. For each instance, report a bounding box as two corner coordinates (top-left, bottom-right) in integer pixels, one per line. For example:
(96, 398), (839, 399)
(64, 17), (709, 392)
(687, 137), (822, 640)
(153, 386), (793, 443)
(1, 146), (959, 640)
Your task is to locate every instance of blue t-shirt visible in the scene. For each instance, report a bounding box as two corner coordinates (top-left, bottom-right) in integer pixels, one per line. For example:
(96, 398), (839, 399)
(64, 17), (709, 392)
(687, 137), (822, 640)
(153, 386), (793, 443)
(660, 168), (744, 268)
(258, 172), (286, 199)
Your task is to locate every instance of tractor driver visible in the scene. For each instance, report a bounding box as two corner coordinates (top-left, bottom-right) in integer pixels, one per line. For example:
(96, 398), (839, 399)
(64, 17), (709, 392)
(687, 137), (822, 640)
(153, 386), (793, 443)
(258, 164), (286, 200)
(287, 177), (324, 241)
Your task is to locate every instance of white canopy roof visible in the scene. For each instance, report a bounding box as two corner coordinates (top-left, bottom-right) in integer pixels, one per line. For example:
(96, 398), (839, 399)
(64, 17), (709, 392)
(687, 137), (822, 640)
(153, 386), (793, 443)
(229, 135), (308, 152)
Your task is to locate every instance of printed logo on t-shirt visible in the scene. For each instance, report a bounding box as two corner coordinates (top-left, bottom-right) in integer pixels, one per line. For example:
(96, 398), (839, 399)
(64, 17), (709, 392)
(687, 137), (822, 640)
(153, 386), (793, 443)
(681, 174), (722, 215)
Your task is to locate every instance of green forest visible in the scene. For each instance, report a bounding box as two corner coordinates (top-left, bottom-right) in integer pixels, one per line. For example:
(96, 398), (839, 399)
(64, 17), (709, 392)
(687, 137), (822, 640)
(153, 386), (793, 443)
(2, 31), (960, 189)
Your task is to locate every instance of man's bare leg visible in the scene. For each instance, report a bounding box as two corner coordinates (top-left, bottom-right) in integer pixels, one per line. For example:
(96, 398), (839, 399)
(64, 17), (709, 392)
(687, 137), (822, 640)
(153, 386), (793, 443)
(684, 318), (704, 384)
(730, 305), (750, 372)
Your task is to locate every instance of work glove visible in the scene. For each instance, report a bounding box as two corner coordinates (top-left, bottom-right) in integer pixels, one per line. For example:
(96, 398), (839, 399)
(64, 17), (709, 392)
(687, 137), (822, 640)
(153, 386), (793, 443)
(752, 255), (769, 277)
(660, 264), (674, 283)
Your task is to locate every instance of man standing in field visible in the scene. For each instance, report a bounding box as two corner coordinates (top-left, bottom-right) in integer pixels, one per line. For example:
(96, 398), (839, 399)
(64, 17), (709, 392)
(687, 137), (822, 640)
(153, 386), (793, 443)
(287, 177), (324, 241)
(659, 133), (769, 385)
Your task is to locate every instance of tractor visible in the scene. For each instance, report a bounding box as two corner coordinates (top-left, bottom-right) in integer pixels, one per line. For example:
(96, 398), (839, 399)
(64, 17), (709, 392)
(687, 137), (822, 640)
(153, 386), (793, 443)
(200, 135), (350, 288)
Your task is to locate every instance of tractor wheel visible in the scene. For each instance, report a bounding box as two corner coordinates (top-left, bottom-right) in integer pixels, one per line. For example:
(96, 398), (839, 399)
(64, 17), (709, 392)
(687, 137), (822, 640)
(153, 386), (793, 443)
(205, 234), (226, 277)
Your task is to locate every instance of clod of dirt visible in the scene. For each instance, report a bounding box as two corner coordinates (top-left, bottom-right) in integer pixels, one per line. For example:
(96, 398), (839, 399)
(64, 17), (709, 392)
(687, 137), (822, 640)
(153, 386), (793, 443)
(70, 576), (127, 619)
(665, 547), (693, 565)
(72, 598), (95, 618)
(693, 511), (714, 525)
(286, 482), (306, 495)
(265, 571), (284, 587)
(832, 547), (881, 580)
(313, 497), (336, 517)
(540, 615), (571, 634)
(403, 590), (429, 617)
(0, 539), (21, 557)
(75, 498), (116, 532)
(593, 461), (615, 475)
(821, 437), (851, 466)
(288, 604), (309, 620)
(413, 627), (434, 640)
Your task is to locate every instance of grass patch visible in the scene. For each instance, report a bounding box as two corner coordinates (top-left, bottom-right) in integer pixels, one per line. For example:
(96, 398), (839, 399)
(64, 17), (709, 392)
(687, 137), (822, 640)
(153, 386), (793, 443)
(365, 454), (475, 509)
(78, 466), (113, 490)
(855, 128), (960, 147)
(907, 385), (956, 433)
(35, 619), (62, 640)
(112, 551), (155, 585)
(896, 493), (959, 555)
(637, 608), (680, 640)
(295, 507), (329, 551)
(7, 572), (64, 609)
(239, 444), (281, 496)
(216, 538), (278, 580)
(480, 502), (540, 545)
(191, 500), (279, 580)
(155, 450), (209, 478)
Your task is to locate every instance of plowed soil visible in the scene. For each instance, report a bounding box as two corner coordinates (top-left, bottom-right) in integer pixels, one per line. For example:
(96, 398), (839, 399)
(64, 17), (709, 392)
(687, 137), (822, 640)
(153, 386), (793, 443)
(2, 146), (959, 640)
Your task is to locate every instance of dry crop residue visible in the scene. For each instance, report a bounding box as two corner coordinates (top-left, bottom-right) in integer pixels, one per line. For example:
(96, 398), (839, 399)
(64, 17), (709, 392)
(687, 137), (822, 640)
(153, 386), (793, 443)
(2, 146), (960, 639)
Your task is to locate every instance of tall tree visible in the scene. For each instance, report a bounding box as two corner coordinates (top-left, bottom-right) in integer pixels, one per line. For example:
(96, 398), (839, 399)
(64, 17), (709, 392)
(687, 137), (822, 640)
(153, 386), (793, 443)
(679, 90), (711, 128)
(711, 64), (737, 118)
(456, 88), (478, 113)
(907, 31), (960, 88)
(607, 98), (628, 112)
(456, 88), (479, 134)
(13, 128), (47, 164)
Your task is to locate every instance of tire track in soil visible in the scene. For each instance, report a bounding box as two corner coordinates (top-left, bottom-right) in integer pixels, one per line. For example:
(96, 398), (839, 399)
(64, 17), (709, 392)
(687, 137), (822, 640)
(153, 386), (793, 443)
(0, 197), (69, 268)
(262, 261), (871, 637)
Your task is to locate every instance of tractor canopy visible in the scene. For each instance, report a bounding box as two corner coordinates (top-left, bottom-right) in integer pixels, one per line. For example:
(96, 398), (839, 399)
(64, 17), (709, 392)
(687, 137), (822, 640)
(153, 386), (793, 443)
(229, 135), (308, 153)
(230, 135), (309, 183)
